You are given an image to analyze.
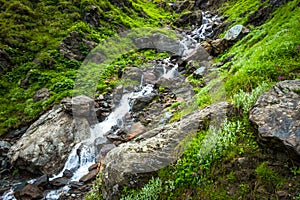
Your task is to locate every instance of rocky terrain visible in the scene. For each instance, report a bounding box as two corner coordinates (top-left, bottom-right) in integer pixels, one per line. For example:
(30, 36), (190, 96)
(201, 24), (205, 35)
(0, 0), (300, 200)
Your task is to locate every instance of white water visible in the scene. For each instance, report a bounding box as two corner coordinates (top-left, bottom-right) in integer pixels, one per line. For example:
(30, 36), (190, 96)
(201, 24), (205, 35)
(2, 11), (222, 200)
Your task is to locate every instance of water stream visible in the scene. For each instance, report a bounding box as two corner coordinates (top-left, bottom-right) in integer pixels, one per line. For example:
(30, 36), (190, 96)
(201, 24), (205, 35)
(1, 11), (222, 200)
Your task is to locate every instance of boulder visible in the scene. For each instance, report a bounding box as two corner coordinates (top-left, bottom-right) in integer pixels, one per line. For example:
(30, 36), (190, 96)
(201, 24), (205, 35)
(8, 105), (91, 175)
(102, 102), (232, 199)
(125, 122), (147, 141)
(223, 25), (250, 41)
(79, 169), (98, 183)
(33, 88), (50, 102)
(173, 10), (202, 28)
(58, 31), (97, 61)
(83, 5), (101, 28)
(250, 80), (300, 163)
(14, 184), (43, 200)
(130, 90), (157, 112)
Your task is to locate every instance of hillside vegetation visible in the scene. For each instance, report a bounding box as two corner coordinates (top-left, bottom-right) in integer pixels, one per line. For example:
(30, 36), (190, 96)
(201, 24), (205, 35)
(1, 0), (300, 199)
(0, 0), (175, 135)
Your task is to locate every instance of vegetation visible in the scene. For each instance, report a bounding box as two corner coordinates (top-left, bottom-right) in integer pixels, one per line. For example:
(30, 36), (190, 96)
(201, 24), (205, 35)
(2, 0), (300, 199)
(0, 0), (176, 135)
(104, 0), (300, 199)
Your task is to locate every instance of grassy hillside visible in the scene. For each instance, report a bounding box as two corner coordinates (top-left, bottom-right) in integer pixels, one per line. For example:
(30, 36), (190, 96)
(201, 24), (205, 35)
(0, 0), (175, 136)
(86, 0), (300, 199)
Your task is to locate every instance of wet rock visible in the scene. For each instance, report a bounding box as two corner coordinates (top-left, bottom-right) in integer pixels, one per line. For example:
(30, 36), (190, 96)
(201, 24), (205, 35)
(58, 31), (97, 61)
(70, 181), (84, 189)
(63, 169), (74, 178)
(34, 174), (49, 189)
(14, 184), (43, 200)
(0, 141), (11, 153)
(0, 49), (12, 75)
(83, 5), (101, 28)
(249, 80), (300, 163)
(223, 25), (250, 41)
(173, 10), (202, 28)
(130, 90), (157, 112)
(102, 102), (232, 199)
(50, 177), (69, 187)
(33, 88), (50, 102)
(8, 106), (91, 175)
(88, 163), (98, 171)
(79, 169), (98, 183)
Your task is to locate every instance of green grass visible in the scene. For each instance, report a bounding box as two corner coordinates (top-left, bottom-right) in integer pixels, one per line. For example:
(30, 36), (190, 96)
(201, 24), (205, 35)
(0, 0), (175, 135)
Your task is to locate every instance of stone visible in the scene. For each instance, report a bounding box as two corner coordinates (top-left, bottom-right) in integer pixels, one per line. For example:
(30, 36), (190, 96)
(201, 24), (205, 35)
(0, 141), (11, 152)
(100, 144), (116, 158)
(50, 177), (69, 187)
(72, 95), (98, 125)
(83, 5), (101, 28)
(70, 181), (84, 189)
(193, 66), (206, 79)
(33, 88), (50, 102)
(130, 90), (158, 112)
(8, 106), (91, 175)
(79, 169), (98, 183)
(249, 80), (300, 163)
(14, 184), (43, 200)
(125, 122), (147, 141)
(173, 10), (202, 28)
(176, 0), (194, 12)
(58, 31), (97, 61)
(223, 25), (250, 41)
(63, 169), (74, 178)
(34, 174), (49, 188)
(102, 102), (232, 199)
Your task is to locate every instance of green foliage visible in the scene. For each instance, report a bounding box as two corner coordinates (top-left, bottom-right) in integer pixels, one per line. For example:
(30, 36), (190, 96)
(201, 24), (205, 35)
(232, 82), (271, 114)
(0, 0), (174, 136)
(223, 0), (300, 96)
(121, 177), (163, 200)
(255, 162), (282, 186)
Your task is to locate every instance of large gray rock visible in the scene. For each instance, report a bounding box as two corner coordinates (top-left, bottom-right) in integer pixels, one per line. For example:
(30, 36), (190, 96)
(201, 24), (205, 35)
(102, 102), (231, 199)
(8, 103), (92, 175)
(250, 80), (300, 162)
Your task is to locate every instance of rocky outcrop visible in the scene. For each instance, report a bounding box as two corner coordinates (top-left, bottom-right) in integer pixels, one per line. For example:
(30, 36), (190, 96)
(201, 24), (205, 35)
(102, 102), (232, 199)
(33, 88), (50, 102)
(250, 80), (300, 163)
(8, 96), (96, 175)
(247, 0), (289, 26)
(0, 49), (12, 75)
(83, 5), (101, 28)
(173, 10), (202, 28)
(58, 31), (97, 61)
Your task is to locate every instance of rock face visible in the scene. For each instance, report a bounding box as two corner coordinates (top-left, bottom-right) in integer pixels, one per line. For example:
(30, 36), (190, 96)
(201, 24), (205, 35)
(173, 10), (202, 28)
(33, 88), (50, 102)
(8, 98), (93, 175)
(250, 80), (300, 162)
(58, 31), (97, 61)
(102, 102), (231, 199)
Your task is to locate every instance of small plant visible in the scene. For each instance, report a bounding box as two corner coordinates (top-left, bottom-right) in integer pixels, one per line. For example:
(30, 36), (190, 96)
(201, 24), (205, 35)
(121, 177), (163, 200)
(232, 82), (270, 114)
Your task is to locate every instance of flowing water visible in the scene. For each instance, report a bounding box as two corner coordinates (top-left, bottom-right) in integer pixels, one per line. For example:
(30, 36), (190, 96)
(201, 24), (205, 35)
(1, 11), (222, 200)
